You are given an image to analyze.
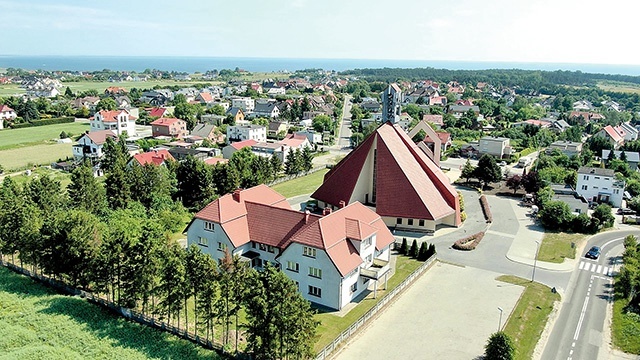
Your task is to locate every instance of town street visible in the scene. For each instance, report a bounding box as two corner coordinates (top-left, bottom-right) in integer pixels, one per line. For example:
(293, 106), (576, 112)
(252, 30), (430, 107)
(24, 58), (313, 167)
(541, 230), (639, 360)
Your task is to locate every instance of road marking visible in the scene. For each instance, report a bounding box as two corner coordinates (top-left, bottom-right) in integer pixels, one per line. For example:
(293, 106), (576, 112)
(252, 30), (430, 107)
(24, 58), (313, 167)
(601, 266), (608, 275)
(579, 261), (586, 270)
(597, 265), (603, 274)
(574, 296), (590, 341)
(572, 342), (575, 348)
(590, 263), (597, 272)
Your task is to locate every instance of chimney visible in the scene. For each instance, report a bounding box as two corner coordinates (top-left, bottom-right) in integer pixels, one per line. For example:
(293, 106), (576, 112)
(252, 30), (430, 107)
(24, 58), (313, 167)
(305, 210), (310, 224)
(339, 200), (346, 208)
(232, 189), (241, 202)
(322, 207), (332, 216)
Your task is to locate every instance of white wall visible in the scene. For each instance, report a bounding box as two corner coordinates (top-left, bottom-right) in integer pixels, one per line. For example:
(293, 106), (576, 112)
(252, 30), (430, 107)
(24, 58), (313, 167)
(576, 173), (625, 207)
(186, 218), (235, 261)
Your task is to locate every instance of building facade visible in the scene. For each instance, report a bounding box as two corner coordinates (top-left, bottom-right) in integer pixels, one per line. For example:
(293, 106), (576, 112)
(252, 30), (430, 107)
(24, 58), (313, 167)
(150, 117), (188, 138)
(91, 109), (137, 137)
(478, 136), (512, 158)
(382, 84), (402, 124)
(576, 167), (625, 207)
(226, 125), (266, 143)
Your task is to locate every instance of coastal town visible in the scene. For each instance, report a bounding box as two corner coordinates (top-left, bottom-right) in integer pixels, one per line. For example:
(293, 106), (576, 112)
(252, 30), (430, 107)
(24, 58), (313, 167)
(1, 65), (640, 360)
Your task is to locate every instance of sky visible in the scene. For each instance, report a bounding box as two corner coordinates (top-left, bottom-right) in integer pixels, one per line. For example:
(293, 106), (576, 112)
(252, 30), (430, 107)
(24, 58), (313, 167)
(1, 0), (640, 65)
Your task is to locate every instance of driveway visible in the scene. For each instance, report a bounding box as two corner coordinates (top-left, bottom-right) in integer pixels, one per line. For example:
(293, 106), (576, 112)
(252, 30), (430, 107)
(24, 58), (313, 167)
(334, 262), (524, 360)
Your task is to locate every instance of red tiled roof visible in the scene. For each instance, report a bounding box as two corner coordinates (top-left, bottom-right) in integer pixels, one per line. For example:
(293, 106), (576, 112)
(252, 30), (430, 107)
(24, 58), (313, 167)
(312, 122), (459, 224)
(0, 105), (15, 112)
(230, 139), (258, 150)
(149, 107), (168, 118)
(96, 109), (136, 122)
(204, 157), (229, 166)
(198, 92), (213, 102)
(132, 149), (174, 166)
(422, 114), (443, 125)
(84, 130), (117, 145)
(280, 134), (308, 148)
(151, 117), (183, 127)
(602, 125), (623, 143)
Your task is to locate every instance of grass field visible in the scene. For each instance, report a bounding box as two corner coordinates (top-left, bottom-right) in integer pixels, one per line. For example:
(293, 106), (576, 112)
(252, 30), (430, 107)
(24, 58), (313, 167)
(0, 122), (89, 150)
(313, 255), (424, 352)
(8, 167), (73, 190)
(598, 81), (640, 94)
(0, 266), (219, 360)
(0, 143), (74, 171)
(611, 297), (640, 354)
(497, 275), (561, 360)
(537, 232), (586, 263)
(271, 168), (329, 198)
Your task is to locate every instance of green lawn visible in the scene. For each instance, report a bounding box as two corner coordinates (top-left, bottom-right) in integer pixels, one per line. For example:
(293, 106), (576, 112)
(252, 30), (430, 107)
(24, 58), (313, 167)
(0, 266), (219, 360)
(271, 168), (329, 198)
(611, 297), (640, 354)
(0, 122), (89, 151)
(9, 167), (73, 190)
(537, 232), (586, 263)
(0, 143), (74, 171)
(0, 80), (223, 96)
(313, 255), (425, 352)
(497, 275), (561, 360)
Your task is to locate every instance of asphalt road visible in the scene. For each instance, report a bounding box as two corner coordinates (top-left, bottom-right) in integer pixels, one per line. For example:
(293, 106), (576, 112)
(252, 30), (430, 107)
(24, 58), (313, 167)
(541, 230), (640, 360)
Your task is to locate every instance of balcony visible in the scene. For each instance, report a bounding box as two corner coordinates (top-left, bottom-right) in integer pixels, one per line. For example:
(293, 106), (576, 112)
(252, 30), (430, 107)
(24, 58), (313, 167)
(359, 258), (390, 280)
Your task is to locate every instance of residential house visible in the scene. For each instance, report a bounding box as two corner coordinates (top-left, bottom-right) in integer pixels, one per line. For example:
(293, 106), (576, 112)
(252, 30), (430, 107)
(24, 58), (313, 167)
(72, 96), (100, 111)
(231, 97), (255, 113)
(191, 123), (224, 143)
(0, 105), (17, 128)
(511, 119), (552, 128)
(295, 130), (323, 144)
(185, 185), (395, 310)
(226, 107), (245, 123)
(204, 157), (229, 166)
(572, 100), (594, 111)
(266, 86), (286, 96)
(139, 89), (173, 106)
(422, 114), (444, 128)
(602, 150), (640, 171)
(569, 111), (605, 123)
(361, 100), (381, 112)
(312, 122), (461, 233)
(449, 105), (480, 118)
(253, 102), (281, 118)
(114, 96), (133, 109)
(148, 107), (172, 119)
(72, 130), (118, 162)
(382, 83), (403, 123)
(428, 96), (447, 106)
(551, 119), (572, 132)
(226, 125), (266, 143)
(105, 86), (128, 95)
(249, 83), (263, 94)
(548, 141), (583, 156)
(268, 121), (289, 138)
(150, 117), (188, 138)
(195, 92), (215, 105)
(424, 132), (452, 154)
(222, 139), (258, 159)
(594, 125), (624, 149)
(251, 142), (289, 162)
(478, 136), (512, 158)
(281, 133), (311, 151)
(576, 167), (625, 207)
(91, 109), (137, 137)
(408, 120), (442, 167)
(602, 100), (623, 112)
(201, 114), (226, 126)
(131, 149), (175, 166)
(454, 99), (474, 106)
(618, 122), (638, 141)
(167, 147), (209, 161)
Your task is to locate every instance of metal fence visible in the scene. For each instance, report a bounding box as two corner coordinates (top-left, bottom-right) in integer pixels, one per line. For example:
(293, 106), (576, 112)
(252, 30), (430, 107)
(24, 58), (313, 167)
(314, 255), (437, 360)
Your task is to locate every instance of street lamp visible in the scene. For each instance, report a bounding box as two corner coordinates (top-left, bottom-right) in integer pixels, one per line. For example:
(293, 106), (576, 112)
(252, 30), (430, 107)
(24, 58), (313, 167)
(497, 307), (504, 332)
(532, 240), (540, 282)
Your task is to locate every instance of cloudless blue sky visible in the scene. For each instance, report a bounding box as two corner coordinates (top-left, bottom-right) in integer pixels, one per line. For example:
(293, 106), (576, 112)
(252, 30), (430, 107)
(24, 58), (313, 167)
(2, 0), (639, 65)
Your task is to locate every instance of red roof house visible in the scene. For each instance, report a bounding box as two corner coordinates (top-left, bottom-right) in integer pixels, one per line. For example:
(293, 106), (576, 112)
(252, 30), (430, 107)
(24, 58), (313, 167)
(150, 117), (188, 138)
(149, 107), (171, 118)
(312, 122), (460, 232)
(595, 125), (624, 148)
(131, 149), (174, 166)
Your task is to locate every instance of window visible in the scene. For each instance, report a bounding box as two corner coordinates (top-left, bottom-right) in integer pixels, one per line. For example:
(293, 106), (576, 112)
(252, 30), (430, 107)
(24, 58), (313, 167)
(308, 267), (322, 279)
(583, 175), (589, 180)
(593, 186), (598, 189)
(267, 245), (275, 253)
(217, 242), (227, 251)
(303, 246), (316, 258)
(366, 255), (372, 263)
(419, 219), (425, 227)
(614, 189), (620, 194)
(308, 285), (322, 297)
(204, 221), (215, 232)
(198, 237), (208, 246)
(287, 261), (299, 272)
(407, 219), (414, 226)
(582, 185), (588, 190)
(259, 243), (267, 251)
(350, 282), (357, 293)
(595, 176), (600, 179)
(396, 218), (402, 225)
(363, 237), (372, 248)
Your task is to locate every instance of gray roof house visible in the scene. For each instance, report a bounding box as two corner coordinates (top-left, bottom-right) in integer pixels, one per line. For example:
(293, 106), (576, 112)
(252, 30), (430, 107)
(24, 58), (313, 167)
(602, 150), (640, 171)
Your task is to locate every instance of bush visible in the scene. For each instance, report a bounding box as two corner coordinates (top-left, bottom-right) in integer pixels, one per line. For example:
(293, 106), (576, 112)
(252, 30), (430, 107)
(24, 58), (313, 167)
(479, 195), (493, 222)
(571, 213), (591, 233)
(461, 211), (467, 222)
(592, 204), (615, 229)
(539, 200), (574, 230)
(60, 131), (68, 139)
(485, 331), (515, 360)
(428, 243), (436, 257)
(453, 231), (485, 251)
(409, 239), (419, 258)
(418, 242), (429, 261)
(400, 238), (408, 255)
(10, 116), (75, 129)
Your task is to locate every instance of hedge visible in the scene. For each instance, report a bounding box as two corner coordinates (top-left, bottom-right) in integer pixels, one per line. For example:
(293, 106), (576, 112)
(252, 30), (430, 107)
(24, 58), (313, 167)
(452, 231), (485, 251)
(479, 195), (493, 223)
(10, 117), (75, 129)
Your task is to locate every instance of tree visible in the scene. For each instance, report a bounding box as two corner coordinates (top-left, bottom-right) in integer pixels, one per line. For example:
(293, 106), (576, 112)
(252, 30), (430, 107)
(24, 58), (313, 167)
(284, 148), (302, 175)
(156, 242), (187, 327)
(484, 331), (515, 360)
(175, 156), (216, 210)
(474, 154), (502, 188)
(620, 151), (628, 162)
(174, 102), (197, 130)
(522, 171), (543, 193)
(607, 149), (617, 162)
(615, 235), (640, 307)
(538, 200), (573, 230)
(96, 97), (117, 111)
(312, 114), (333, 133)
(418, 242), (429, 261)
(301, 146), (314, 173)
(400, 238), (408, 255)
(506, 175), (522, 194)
(20, 99), (39, 122)
(64, 86), (74, 98)
(269, 154), (283, 181)
(68, 161), (107, 215)
(409, 239), (419, 258)
(461, 159), (476, 183)
(592, 204), (614, 229)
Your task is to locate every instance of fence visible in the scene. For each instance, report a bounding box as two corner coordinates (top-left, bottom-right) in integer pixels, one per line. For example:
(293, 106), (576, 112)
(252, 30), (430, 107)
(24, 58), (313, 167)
(0, 259), (227, 355)
(314, 254), (437, 360)
(267, 165), (327, 186)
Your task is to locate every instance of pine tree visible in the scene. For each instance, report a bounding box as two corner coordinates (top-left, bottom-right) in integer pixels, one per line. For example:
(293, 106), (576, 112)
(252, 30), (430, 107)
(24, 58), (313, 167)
(409, 239), (419, 258)
(68, 161), (107, 215)
(301, 146), (314, 173)
(485, 331), (515, 360)
(461, 159), (476, 183)
(400, 238), (408, 255)
(418, 242), (429, 261)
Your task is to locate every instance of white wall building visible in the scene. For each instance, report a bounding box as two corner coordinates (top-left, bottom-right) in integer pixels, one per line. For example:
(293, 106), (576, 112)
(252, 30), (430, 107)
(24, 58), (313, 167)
(91, 109), (137, 137)
(576, 167), (625, 207)
(226, 124), (266, 143)
(231, 97), (255, 113)
(186, 185), (395, 310)
(72, 130), (117, 162)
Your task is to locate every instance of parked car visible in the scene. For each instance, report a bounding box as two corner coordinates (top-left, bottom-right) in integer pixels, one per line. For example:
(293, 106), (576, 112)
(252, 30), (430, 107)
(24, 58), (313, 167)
(499, 161), (507, 166)
(617, 208), (636, 215)
(585, 246), (601, 260)
(305, 200), (318, 212)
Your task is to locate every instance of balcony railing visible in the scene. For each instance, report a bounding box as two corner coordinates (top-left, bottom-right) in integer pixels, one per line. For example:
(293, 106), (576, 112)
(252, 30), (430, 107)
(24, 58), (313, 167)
(359, 258), (390, 280)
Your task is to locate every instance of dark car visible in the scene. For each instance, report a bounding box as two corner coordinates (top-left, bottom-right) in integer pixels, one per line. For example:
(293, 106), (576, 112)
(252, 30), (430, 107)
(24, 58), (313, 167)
(585, 246), (601, 260)
(617, 208), (636, 215)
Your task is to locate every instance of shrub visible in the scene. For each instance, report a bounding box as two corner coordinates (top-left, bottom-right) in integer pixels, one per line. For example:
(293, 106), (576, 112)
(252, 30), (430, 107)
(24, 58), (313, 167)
(428, 243), (436, 257)
(479, 195), (493, 222)
(453, 231), (485, 251)
(60, 131), (68, 139)
(418, 242), (429, 261)
(592, 204), (615, 229)
(461, 211), (467, 222)
(400, 238), (408, 255)
(539, 200), (574, 230)
(409, 239), (419, 258)
(572, 213), (591, 233)
(10, 116), (75, 129)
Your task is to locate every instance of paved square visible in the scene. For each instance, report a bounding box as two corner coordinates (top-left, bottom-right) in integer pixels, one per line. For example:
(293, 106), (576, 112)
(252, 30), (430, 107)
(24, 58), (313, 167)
(334, 262), (524, 360)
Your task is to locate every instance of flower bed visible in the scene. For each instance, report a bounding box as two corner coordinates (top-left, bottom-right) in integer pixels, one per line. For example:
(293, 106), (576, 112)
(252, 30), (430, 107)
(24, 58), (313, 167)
(452, 231), (485, 251)
(479, 195), (493, 223)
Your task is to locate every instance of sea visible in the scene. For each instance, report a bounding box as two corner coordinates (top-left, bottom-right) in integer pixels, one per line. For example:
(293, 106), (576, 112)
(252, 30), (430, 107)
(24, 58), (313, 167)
(1, 56), (640, 76)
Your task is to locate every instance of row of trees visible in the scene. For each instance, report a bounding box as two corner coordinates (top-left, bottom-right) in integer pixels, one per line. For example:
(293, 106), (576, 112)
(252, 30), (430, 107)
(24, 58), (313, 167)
(0, 144), (318, 358)
(616, 235), (640, 311)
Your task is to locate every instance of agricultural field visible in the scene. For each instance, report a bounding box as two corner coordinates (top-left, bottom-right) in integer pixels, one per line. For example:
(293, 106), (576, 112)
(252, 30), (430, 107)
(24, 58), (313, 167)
(0, 266), (219, 360)
(0, 80), (220, 97)
(597, 81), (640, 95)
(0, 122), (89, 150)
(0, 143), (74, 171)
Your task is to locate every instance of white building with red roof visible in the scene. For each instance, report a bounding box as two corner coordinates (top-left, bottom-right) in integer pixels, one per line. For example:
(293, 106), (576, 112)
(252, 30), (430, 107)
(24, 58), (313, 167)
(130, 149), (174, 166)
(0, 104), (17, 129)
(150, 117), (188, 138)
(72, 130), (118, 162)
(312, 122), (461, 233)
(91, 109), (137, 137)
(594, 125), (625, 149)
(186, 184), (395, 310)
